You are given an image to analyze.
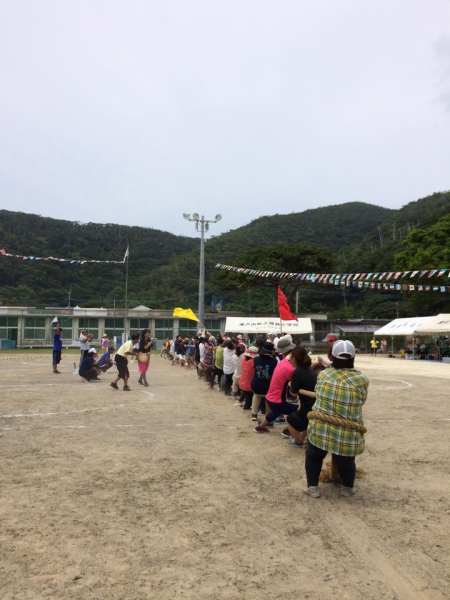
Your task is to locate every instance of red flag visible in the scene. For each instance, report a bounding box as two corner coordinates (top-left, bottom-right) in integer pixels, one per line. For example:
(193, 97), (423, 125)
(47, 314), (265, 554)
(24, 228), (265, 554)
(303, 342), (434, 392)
(277, 286), (298, 321)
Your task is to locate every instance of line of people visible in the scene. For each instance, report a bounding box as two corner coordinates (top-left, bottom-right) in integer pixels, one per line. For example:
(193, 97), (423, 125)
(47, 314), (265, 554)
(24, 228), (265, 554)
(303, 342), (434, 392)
(182, 330), (369, 499)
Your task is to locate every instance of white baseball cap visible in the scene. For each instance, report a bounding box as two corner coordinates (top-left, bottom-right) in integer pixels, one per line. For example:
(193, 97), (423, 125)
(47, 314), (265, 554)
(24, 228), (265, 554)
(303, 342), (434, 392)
(331, 340), (356, 359)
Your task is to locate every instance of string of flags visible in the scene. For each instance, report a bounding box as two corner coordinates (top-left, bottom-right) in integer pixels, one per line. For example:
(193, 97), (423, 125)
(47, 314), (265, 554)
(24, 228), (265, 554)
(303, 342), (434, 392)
(215, 263), (450, 293)
(0, 248), (127, 265)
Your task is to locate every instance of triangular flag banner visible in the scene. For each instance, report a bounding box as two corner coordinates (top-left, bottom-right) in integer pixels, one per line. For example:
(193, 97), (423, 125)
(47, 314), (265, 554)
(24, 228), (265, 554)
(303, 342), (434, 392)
(277, 286), (298, 321)
(52, 317), (59, 324)
(173, 307), (200, 322)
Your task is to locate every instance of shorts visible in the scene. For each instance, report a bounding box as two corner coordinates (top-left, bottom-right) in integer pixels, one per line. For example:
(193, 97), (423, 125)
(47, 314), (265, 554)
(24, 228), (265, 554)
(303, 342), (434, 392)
(286, 398), (315, 432)
(53, 350), (61, 365)
(115, 355), (129, 379)
(286, 409), (309, 433)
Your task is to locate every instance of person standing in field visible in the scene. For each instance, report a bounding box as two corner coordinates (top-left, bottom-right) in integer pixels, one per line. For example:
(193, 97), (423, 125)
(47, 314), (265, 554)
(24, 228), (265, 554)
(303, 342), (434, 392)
(79, 330), (90, 366)
(138, 329), (153, 387)
(101, 333), (110, 354)
(52, 326), (63, 374)
(370, 337), (379, 356)
(304, 340), (369, 499)
(110, 333), (140, 392)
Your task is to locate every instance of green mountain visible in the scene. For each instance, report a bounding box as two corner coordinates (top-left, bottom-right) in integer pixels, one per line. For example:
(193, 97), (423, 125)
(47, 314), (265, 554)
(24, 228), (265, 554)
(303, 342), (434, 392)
(0, 193), (449, 318)
(137, 202), (393, 309)
(337, 191), (450, 272)
(0, 210), (198, 307)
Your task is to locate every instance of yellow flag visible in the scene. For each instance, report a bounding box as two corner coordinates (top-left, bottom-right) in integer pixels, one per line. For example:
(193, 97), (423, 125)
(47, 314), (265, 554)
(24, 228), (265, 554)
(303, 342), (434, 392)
(173, 307), (200, 322)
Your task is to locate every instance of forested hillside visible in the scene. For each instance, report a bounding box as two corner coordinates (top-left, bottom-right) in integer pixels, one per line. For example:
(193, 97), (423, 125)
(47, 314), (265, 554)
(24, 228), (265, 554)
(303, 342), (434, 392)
(337, 191), (450, 272)
(0, 211), (198, 307)
(139, 202), (393, 308)
(0, 192), (449, 318)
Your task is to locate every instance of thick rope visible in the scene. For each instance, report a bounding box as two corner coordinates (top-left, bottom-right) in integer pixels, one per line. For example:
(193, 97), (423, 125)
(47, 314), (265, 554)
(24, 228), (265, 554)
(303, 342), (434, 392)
(307, 411), (367, 433)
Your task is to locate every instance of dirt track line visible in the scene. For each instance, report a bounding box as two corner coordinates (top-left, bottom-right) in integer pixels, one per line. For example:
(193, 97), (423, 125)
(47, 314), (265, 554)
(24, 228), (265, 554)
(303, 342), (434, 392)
(327, 509), (435, 600)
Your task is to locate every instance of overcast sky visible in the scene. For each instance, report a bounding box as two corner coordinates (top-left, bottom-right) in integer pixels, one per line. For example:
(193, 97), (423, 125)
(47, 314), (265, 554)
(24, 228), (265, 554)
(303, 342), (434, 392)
(1, 1), (449, 241)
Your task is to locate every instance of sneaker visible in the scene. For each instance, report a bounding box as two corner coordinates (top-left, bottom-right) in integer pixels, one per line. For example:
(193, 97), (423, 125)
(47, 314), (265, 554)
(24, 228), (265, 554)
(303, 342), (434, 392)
(274, 417), (286, 424)
(341, 486), (355, 497)
(280, 428), (291, 438)
(234, 402), (243, 407)
(123, 386), (131, 391)
(251, 414), (258, 421)
(110, 382), (119, 390)
(138, 379), (143, 385)
(254, 425), (270, 433)
(285, 439), (304, 448)
(144, 383), (149, 387)
(303, 486), (321, 498)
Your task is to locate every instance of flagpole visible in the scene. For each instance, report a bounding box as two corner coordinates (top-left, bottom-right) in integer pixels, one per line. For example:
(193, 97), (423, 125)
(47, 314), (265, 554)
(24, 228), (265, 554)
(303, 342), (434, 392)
(124, 244), (129, 341)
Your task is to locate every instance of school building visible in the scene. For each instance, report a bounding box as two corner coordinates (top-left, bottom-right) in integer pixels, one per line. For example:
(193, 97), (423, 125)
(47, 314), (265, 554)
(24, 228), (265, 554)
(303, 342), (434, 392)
(0, 305), (388, 351)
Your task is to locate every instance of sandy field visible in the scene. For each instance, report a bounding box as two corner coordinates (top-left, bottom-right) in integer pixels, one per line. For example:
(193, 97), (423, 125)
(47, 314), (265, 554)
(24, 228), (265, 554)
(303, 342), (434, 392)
(1, 351), (450, 600)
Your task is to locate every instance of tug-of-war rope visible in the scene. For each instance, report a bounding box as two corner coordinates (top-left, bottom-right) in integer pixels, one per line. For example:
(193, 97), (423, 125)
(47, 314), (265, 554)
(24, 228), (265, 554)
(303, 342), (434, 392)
(298, 390), (368, 483)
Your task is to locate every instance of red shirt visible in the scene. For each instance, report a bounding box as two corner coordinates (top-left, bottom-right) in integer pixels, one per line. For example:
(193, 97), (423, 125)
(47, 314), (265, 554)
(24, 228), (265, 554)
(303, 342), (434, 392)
(239, 357), (255, 392)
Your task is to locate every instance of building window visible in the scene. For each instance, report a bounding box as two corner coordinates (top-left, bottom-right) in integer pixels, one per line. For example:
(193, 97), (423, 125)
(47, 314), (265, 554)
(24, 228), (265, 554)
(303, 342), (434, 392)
(129, 318), (150, 332)
(178, 319), (199, 339)
(0, 316), (18, 341)
(203, 319), (222, 336)
(23, 316), (46, 340)
(155, 318), (173, 340)
(104, 318), (125, 338)
(57, 317), (73, 329)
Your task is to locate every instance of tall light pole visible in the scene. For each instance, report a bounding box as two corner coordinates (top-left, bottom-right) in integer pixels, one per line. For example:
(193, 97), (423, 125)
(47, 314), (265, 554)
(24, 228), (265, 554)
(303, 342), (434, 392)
(183, 213), (222, 327)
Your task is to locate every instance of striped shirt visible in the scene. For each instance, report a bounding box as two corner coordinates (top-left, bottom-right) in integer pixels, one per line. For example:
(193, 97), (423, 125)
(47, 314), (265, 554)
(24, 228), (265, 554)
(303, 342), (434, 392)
(307, 367), (369, 456)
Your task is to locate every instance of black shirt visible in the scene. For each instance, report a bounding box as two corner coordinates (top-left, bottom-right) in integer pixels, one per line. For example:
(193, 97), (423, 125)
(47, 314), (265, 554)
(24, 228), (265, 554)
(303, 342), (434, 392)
(251, 355), (278, 395)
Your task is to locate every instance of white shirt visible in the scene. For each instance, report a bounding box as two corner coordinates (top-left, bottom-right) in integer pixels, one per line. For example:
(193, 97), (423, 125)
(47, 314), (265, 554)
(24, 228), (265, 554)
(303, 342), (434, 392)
(79, 334), (90, 351)
(232, 353), (244, 377)
(223, 348), (236, 375)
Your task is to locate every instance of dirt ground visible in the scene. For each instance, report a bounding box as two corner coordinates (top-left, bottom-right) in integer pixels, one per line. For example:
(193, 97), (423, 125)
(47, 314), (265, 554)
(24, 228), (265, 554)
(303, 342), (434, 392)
(1, 351), (449, 600)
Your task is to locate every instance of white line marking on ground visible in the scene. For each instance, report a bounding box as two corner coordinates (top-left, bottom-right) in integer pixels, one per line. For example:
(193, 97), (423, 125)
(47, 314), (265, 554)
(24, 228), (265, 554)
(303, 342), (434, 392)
(0, 408), (106, 418)
(369, 378), (413, 389)
(0, 384), (56, 388)
(0, 392), (155, 419)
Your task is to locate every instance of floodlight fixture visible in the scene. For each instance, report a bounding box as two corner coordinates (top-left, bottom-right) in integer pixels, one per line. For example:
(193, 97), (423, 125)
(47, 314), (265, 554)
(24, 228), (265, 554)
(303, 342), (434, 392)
(181, 211), (223, 326)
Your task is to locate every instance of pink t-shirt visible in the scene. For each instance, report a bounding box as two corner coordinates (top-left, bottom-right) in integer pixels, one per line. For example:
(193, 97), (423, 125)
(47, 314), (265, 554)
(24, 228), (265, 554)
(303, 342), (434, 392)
(265, 358), (295, 404)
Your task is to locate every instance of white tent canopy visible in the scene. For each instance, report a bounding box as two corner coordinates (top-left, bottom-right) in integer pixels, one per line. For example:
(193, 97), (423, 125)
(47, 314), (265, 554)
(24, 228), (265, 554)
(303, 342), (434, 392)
(225, 317), (312, 334)
(413, 314), (450, 334)
(374, 316), (434, 336)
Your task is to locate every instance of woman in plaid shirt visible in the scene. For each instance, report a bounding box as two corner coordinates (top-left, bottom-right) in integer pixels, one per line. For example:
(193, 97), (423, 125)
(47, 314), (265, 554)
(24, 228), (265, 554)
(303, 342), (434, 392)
(304, 340), (369, 499)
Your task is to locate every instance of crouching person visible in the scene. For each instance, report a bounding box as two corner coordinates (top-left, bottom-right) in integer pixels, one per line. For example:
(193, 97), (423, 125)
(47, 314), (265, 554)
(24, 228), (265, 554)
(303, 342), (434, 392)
(79, 348), (100, 382)
(304, 340), (369, 499)
(97, 346), (115, 373)
(284, 348), (320, 448)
